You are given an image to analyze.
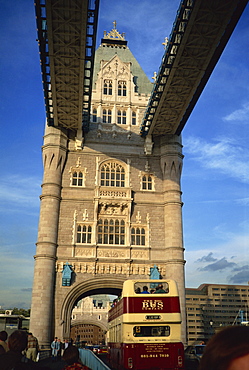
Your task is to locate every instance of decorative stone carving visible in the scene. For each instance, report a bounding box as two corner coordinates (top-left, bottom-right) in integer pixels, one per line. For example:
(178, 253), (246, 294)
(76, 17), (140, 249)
(144, 134), (154, 155)
(75, 248), (94, 257)
(98, 201), (128, 216)
(82, 209), (88, 221)
(98, 249), (127, 259)
(131, 250), (149, 259)
(136, 211), (141, 224)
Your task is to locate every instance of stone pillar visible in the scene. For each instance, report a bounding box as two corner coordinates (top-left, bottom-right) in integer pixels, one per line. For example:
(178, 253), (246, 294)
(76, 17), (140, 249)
(160, 134), (186, 344)
(30, 125), (68, 348)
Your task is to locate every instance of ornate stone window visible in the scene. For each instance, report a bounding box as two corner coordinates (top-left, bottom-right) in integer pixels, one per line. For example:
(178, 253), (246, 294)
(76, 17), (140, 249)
(103, 80), (112, 95)
(103, 109), (112, 123)
(118, 81), (127, 96)
(132, 111), (136, 125)
(140, 174), (154, 191)
(100, 162), (125, 187)
(72, 171), (83, 186)
(76, 225), (92, 243)
(131, 227), (146, 245)
(117, 110), (126, 124)
(97, 218), (125, 245)
(70, 158), (87, 187)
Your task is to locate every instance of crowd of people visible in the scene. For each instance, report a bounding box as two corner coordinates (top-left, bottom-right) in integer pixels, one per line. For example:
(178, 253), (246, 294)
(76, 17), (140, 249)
(51, 337), (69, 361)
(0, 325), (248, 369)
(0, 330), (43, 369)
(0, 330), (90, 370)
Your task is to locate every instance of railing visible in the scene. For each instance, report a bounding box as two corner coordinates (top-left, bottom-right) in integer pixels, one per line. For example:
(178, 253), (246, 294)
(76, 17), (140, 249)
(79, 349), (111, 370)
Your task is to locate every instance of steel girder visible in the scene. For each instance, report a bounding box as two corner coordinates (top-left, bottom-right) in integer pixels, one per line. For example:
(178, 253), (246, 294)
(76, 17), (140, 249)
(35, 0), (99, 131)
(140, 0), (248, 137)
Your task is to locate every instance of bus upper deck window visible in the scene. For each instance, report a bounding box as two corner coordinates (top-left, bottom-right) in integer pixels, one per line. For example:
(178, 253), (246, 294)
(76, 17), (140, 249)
(153, 283), (169, 293)
(134, 283), (169, 294)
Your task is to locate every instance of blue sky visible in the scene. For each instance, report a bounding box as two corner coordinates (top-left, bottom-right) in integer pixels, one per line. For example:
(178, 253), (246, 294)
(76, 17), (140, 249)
(0, 0), (249, 309)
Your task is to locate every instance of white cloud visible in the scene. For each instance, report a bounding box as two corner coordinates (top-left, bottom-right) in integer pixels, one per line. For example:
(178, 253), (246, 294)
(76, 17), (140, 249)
(223, 102), (249, 123)
(185, 232), (249, 287)
(0, 175), (40, 208)
(184, 136), (249, 183)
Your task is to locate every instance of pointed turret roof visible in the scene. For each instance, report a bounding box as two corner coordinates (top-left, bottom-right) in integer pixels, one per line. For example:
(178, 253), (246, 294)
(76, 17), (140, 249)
(93, 22), (152, 95)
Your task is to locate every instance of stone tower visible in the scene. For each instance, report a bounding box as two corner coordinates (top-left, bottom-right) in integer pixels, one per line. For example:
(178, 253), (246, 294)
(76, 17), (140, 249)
(30, 24), (186, 347)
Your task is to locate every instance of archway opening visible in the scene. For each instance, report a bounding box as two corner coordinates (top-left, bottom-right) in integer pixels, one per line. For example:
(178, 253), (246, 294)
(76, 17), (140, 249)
(60, 277), (124, 341)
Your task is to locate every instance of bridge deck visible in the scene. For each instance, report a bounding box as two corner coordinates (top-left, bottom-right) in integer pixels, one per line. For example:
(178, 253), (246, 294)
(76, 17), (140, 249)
(140, 0), (248, 137)
(35, 0), (99, 131)
(36, 0), (247, 137)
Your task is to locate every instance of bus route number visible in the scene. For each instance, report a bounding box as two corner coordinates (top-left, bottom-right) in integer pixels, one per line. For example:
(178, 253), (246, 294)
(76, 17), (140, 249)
(145, 315), (161, 320)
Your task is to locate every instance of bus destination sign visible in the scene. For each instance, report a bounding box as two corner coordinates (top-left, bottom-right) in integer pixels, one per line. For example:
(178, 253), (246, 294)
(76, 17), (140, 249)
(145, 315), (161, 320)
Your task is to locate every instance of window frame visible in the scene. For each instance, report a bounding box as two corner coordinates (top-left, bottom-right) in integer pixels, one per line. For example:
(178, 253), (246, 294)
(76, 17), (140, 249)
(76, 224), (92, 244)
(117, 110), (126, 125)
(97, 218), (125, 245)
(72, 171), (84, 187)
(131, 227), (146, 246)
(118, 81), (127, 96)
(103, 79), (112, 95)
(100, 162), (125, 187)
(140, 173), (154, 191)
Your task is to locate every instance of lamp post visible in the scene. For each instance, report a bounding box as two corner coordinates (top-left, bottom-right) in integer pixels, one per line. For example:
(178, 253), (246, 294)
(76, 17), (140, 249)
(209, 319), (214, 337)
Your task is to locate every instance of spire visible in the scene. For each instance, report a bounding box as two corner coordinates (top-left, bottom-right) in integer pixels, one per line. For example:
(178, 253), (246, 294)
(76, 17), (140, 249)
(102, 21), (127, 47)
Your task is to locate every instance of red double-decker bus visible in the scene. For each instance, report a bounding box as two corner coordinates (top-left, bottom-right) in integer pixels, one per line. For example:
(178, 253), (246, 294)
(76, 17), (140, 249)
(107, 279), (184, 370)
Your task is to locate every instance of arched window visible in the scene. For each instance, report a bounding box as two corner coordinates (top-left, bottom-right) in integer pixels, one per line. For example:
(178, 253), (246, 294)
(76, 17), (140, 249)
(118, 81), (127, 96)
(142, 174), (153, 190)
(132, 111), (136, 125)
(107, 109), (112, 123)
(103, 82), (108, 95)
(100, 162), (125, 187)
(97, 219), (125, 245)
(103, 109), (112, 124)
(117, 110), (126, 125)
(117, 110), (121, 124)
(92, 108), (97, 123)
(103, 80), (112, 95)
(103, 109), (107, 123)
(77, 225), (92, 243)
(72, 171), (83, 186)
(131, 227), (145, 245)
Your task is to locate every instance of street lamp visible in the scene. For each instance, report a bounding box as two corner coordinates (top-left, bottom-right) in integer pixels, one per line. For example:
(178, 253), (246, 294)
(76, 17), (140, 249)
(209, 319), (214, 336)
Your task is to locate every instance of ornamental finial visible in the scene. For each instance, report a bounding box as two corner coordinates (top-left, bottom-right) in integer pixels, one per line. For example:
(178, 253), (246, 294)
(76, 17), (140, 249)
(103, 21), (126, 41)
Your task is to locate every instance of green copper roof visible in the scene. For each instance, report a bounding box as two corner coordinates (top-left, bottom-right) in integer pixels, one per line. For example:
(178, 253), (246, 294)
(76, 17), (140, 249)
(93, 34), (153, 96)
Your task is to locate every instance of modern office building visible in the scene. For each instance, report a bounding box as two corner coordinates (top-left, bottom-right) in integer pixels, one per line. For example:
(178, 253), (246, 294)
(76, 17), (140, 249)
(186, 283), (249, 344)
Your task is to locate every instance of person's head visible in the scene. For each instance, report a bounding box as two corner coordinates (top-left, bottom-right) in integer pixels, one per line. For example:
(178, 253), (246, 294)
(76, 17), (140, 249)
(8, 330), (28, 353)
(143, 286), (148, 291)
(0, 330), (8, 342)
(63, 345), (80, 365)
(199, 325), (249, 370)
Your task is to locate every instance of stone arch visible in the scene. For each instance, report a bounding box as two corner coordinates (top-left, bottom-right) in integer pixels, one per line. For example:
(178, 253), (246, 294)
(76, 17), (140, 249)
(60, 276), (124, 338)
(71, 319), (108, 332)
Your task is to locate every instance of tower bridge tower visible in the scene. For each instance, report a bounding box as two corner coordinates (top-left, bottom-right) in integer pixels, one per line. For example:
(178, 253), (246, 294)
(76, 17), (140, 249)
(30, 24), (186, 347)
